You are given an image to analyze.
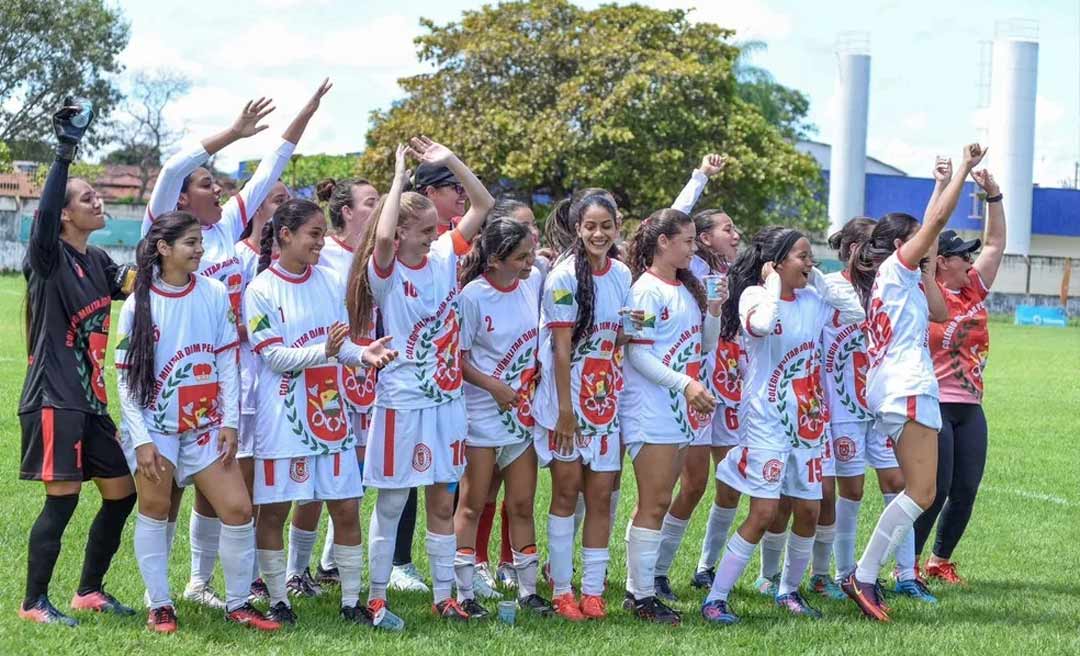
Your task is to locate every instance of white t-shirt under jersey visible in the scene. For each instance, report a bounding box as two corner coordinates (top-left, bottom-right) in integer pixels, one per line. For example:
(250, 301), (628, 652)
(532, 256), (632, 437)
(459, 268), (543, 443)
(367, 230), (471, 410)
(821, 271), (873, 424)
(866, 251), (939, 410)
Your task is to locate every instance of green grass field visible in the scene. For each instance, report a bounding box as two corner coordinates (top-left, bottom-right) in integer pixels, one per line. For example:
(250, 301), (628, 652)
(0, 273), (1077, 655)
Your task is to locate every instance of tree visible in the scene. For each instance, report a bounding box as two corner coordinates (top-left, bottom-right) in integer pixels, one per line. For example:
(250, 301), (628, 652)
(358, 0), (823, 232)
(0, 0), (129, 157)
(733, 40), (814, 139)
(107, 69), (191, 201)
(0, 142), (11, 174)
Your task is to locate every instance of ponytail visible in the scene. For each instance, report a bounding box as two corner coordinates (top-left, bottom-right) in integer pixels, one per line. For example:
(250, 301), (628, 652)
(719, 226), (804, 341)
(828, 216), (876, 266)
(458, 217), (530, 288)
(852, 213), (919, 309)
(257, 221), (274, 273)
(627, 208), (706, 313)
(692, 209), (728, 274)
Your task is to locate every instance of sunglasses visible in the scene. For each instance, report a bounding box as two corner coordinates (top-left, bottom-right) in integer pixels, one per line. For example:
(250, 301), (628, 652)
(435, 182), (465, 195)
(946, 252), (973, 263)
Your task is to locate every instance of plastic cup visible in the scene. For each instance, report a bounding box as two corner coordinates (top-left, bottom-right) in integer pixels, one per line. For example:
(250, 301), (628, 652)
(704, 273), (726, 301)
(497, 600), (517, 625)
(620, 307), (640, 337)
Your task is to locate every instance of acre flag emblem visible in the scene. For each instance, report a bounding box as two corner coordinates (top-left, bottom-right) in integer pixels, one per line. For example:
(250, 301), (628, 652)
(552, 289), (574, 306)
(249, 313), (271, 335)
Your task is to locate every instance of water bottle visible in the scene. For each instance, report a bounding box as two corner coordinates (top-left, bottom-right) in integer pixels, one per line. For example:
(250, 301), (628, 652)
(70, 98), (93, 129)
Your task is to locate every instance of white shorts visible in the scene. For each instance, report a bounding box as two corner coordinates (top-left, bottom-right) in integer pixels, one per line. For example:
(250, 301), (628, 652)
(875, 394), (942, 441)
(364, 401), (468, 489)
(352, 412), (370, 448)
(533, 425), (621, 473)
(238, 413), (256, 459)
(254, 452), (364, 504)
(715, 444), (823, 501)
(831, 420), (899, 476)
(689, 406), (740, 448)
(121, 427), (222, 488)
(627, 439), (690, 462)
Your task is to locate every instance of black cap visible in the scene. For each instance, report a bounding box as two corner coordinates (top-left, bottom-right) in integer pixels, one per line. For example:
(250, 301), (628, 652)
(412, 162), (459, 190)
(938, 230), (981, 257)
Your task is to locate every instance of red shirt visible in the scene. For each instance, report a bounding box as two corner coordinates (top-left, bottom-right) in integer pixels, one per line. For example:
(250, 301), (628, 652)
(929, 268), (990, 404)
(436, 215), (462, 236)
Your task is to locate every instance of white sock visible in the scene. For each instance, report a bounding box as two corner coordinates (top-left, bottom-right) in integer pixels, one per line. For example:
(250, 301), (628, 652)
(654, 513), (689, 578)
(135, 514), (173, 609)
(705, 532), (756, 603)
(287, 525), (318, 578)
(834, 496), (861, 577)
(219, 520), (255, 612)
(883, 493), (917, 581)
(572, 493), (586, 539)
(426, 531), (456, 604)
(608, 488), (621, 536)
(779, 532), (815, 596)
(454, 548), (476, 602)
(368, 488), (408, 602)
(166, 520), (178, 557)
(189, 510), (220, 584)
(250, 532), (260, 584)
(581, 547), (609, 597)
(759, 530), (787, 579)
(547, 514), (575, 596)
(320, 518), (337, 571)
(812, 523), (836, 577)
(855, 491), (923, 584)
(626, 525), (662, 599)
(623, 519), (636, 594)
(335, 543), (365, 608)
(513, 548), (539, 598)
(257, 548), (289, 607)
(697, 504), (737, 572)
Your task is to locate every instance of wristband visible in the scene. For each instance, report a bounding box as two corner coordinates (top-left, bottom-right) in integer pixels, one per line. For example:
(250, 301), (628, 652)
(985, 193), (1003, 204)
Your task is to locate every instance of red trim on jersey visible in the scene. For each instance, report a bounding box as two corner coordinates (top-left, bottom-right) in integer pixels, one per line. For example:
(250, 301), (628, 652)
(151, 275), (197, 298)
(743, 310), (767, 337)
(253, 336), (283, 353)
(268, 263), (312, 284)
(591, 257), (612, 276)
(737, 447), (748, 479)
(483, 273), (519, 293)
(451, 229), (471, 257)
(906, 396), (917, 421)
(41, 407), (56, 482)
(115, 363), (130, 370)
(237, 195), (249, 227)
(214, 340), (240, 354)
(371, 256), (394, 279)
(240, 239), (260, 255)
(896, 249), (918, 271)
(399, 256), (428, 271)
(383, 409), (396, 478)
(841, 269), (852, 282)
(645, 270), (681, 286)
(780, 293), (796, 301)
(545, 321), (575, 329)
(331, 235), (355, 253)
(333, 452), (341, 477)
(628, 338), (655, 345)
(263, 459), (275, 486)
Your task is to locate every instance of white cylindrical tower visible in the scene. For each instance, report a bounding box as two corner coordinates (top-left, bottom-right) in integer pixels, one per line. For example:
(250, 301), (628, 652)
(827, 33), (871, 237)
(988, 22), (1038, 256)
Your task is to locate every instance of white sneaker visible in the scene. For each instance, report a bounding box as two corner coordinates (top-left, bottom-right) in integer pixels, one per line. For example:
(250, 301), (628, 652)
(473, 563), (501, 599)
(495, 562), (517, 589)
(388, 563), (430, 593)
(182, 578), (226, 609)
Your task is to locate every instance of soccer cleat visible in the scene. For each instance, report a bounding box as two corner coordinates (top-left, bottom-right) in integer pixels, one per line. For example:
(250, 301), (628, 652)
(654, 575), (678, 602)
(701, 598), (738, 625)
(809, 574), (846, 600)
(579, 594), (606, 619)
(893, 578), (938, 603)
(18, 595), (78, 627)
(146, 605), (178, 633)
(183, 578), (226, 610)
(496, 562), (517, 589)
(340, 603), (375, 626)
(631, 596), (681, 626)
(473, 562), (500, 600)
(840, 573), (889, 622)
(286, 568), (322, 597)
(690, 567), (715, 589)
(925, 561), (965, 585)
(621, 590), (636, 611)
(266, 601), (297, 626)
(249, 578), (269, 602)
(226, 602), (281, 631)
(753, 574), (780, 597)
(552, 593), (586, 622)
(874, 580), (892, 613)
(316, 565), (341, 586)
(70, 588), (136, 616)
(460, 597), (491, 619)
(776, 591), (823, 618)
(389, 563), (430, 593)
(368, 599), (406, 632)
(519, 593), (555, 617)
(433, 598), (470, 622)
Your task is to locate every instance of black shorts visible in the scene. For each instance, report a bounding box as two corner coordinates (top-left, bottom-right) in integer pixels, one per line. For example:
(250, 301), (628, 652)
(20, 407), (129, 482)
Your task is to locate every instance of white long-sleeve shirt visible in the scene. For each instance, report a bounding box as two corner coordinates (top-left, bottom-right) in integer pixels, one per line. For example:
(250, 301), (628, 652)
(671, 169), (709, 215)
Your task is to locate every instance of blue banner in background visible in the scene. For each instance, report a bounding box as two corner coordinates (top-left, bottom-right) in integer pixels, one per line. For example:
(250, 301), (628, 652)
(1014, 305), (1068, 327)
(20, 214), (143, 247)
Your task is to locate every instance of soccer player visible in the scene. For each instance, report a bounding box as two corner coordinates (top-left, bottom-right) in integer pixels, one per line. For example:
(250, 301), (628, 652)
(915, 165), (1006, 584)
(18, 101), (137, 626)
(346, 138), (493, 627)
(531, 193), (634, 621)
(621, 209), (720, 624)
(843, 143), (987, 621)
(700, 227), (864, 625)
(116, 211), (279, 633)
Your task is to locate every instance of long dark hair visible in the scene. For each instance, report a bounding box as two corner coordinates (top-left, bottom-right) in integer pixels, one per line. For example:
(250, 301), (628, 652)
(459, 217), (531, 288)
(544, 187), (612, 258)
(628, 208), (706, 313)
(317, 177), (375, 232)
(258, 198), (323, 274)
(239, 181), (292, 241)
(692, 208), (730, 274)
(828, 216), (876, 265)
(125, 211), (200, 408)
(567, 193), (620, 347)
(851, 212), (920, 309)
(719, 226), (805, 341)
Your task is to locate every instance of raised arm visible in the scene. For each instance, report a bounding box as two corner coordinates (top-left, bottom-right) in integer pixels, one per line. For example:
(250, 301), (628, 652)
(922, 241), (949, 322)
(373, 144), (410, 272)
(409, 136), (494, 242)
(923, 156), (952, 222)
(740, 268), (782, 338)
(971, 169), (1006, 288)
(671, 153), (726, 214)
(900, 144), (987, 266)
(809, 267), (865, 325)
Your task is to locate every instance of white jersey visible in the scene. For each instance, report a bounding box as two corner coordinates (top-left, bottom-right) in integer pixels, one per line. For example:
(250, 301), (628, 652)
(235, 239), (262, 414)
(318, 234), (377, 416)
(367, 230), (470, 409)
(533, 256), (632, 436)
(245, 263), (357, 458)
(622, 271), (710, 442)
(115, 275), (239, 436)
(689, 254), (743, 435)
(821, 272), (873, 424)
(459, 268), (543, 443)
(318, 235), (356, 276)
(866, 251), (939, 410)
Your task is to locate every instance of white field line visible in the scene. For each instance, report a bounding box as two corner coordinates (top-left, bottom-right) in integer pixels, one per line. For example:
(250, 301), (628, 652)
(983, 485), (1075, 507)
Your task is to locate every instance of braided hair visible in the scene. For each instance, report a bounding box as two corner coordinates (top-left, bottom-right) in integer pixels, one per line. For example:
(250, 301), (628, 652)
(719, 226), (805, 341)
(566, 193), (620, 347)
(627, 208), (706, 313)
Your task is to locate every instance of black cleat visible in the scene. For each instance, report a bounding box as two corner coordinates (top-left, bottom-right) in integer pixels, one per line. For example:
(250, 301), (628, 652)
(518, 593), (555, 617)
(267, 601), (298, 625)
(631, 596), (681, 626)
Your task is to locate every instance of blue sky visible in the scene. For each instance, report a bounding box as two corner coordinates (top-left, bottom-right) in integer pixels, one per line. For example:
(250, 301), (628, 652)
(115, 0), (1079, 187)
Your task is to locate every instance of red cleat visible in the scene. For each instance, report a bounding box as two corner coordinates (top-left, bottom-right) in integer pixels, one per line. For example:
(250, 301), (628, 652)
(580, 594), (606, 619)
(552, 593), (586, 622)
(226, 602), (281, 631)
(147, 605), (178, 633)
(925, 561), (965, 585)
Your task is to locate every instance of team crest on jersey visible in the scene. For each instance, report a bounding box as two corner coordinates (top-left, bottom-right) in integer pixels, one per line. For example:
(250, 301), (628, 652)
(88, 329), (109, 404)
(412, 444), (432, 472)
(685, 358), (711, 431)
(792, 362), (825, 442)
(575, 433), (592, 449)
(578, 338), (617, 428)
(514, 363), (539, 428)
(432, 310), (462, 392)
(552, 288), (574, 306)
(852, 350), (869, 408)
(178, 363), (221, 431)
(290, 458), (310, 483)
(343, 363), (377, 409)
(834, 436), (857, 462)
(711, 341), (742, 402)
(762, 459), (783, 483)
(866, 298), (893, 366)
(304, 366), (347, 443)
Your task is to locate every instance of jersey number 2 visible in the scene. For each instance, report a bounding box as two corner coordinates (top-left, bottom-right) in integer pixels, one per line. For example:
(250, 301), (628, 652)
(484, 316), (495, 333)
